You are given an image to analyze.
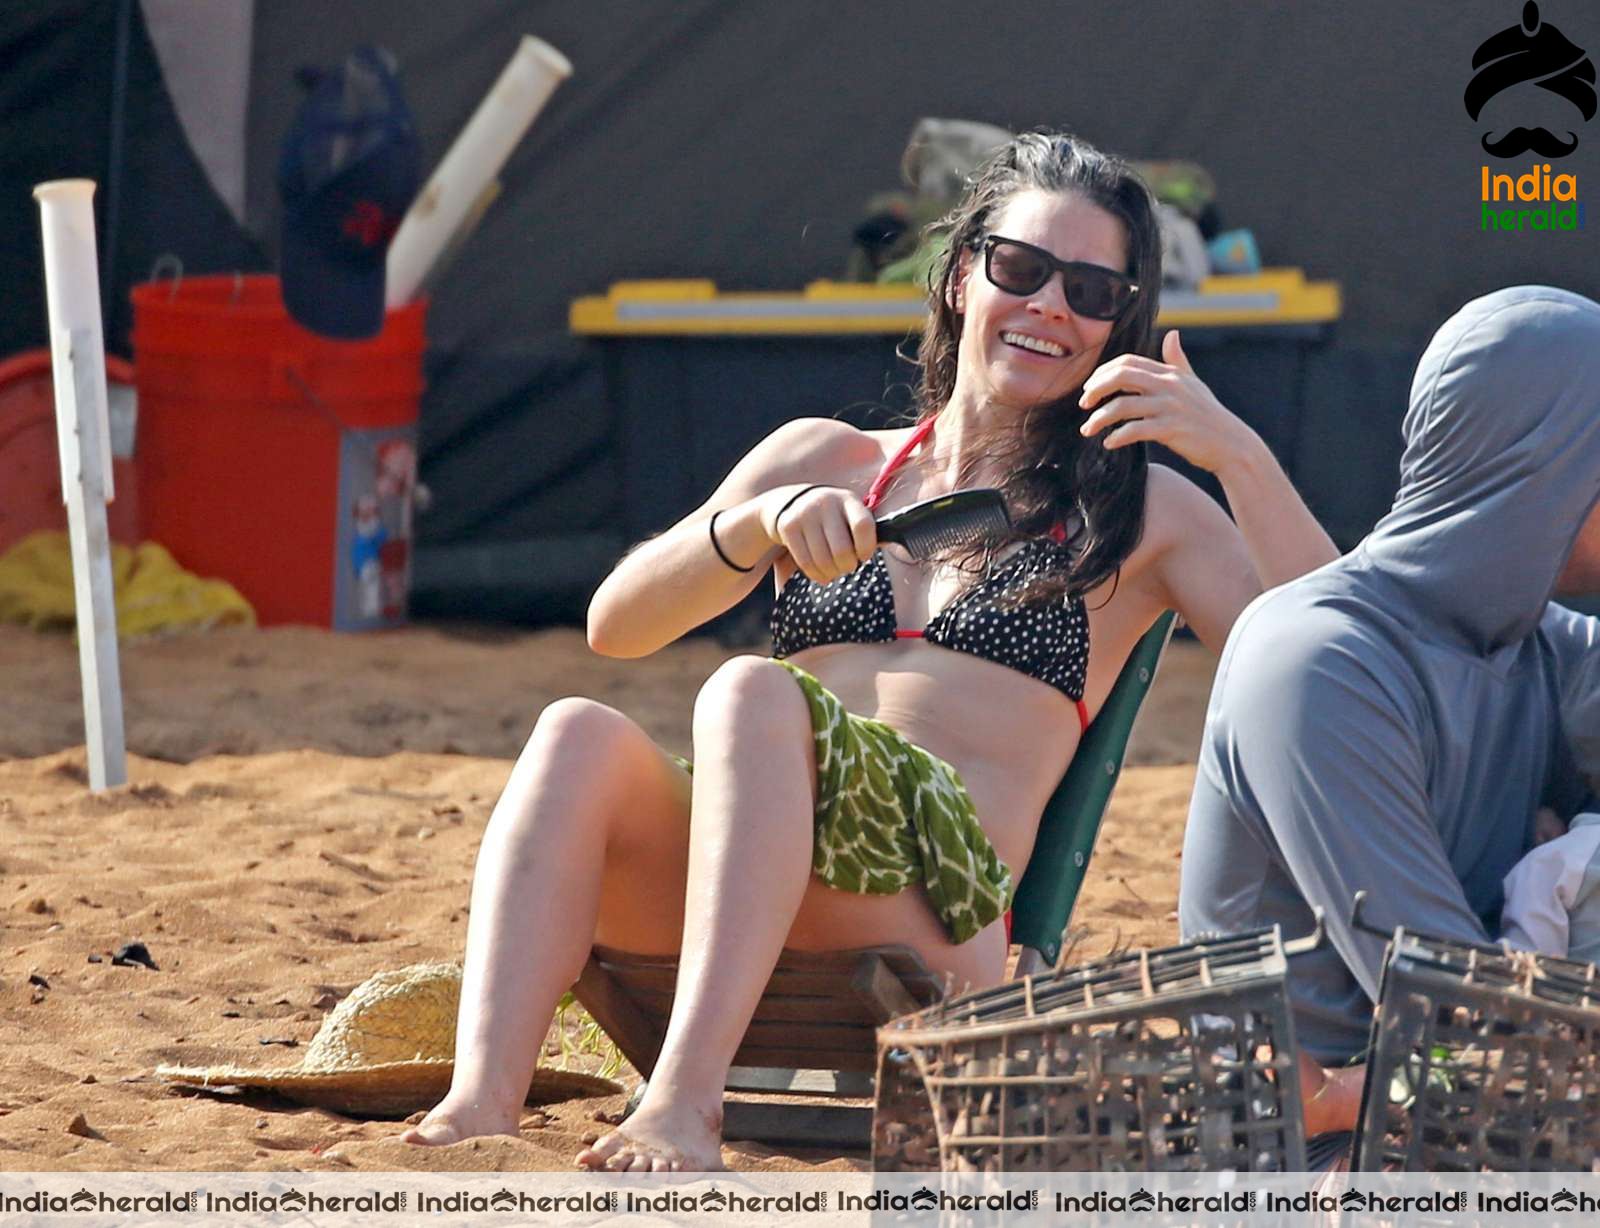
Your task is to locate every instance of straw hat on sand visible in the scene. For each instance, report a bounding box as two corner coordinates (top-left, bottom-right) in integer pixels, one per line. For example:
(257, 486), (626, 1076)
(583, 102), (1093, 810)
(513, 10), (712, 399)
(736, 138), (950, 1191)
(157, 962), (621, 1118)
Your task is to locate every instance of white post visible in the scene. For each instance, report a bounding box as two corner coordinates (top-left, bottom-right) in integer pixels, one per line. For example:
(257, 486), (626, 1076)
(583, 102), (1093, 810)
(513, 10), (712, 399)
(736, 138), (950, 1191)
(385, 36), (572, 307)
(33, 178), (127, 791)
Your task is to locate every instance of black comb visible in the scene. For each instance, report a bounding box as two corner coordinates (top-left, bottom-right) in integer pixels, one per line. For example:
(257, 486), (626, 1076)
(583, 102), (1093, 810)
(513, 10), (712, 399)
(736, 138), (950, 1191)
(875, 489), (1012, 561)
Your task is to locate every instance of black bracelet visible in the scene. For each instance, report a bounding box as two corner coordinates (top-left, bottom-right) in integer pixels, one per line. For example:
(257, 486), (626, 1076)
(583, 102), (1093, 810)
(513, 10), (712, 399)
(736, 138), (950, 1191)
(709, 509), (756, 573)
(773, 484), (827, 533)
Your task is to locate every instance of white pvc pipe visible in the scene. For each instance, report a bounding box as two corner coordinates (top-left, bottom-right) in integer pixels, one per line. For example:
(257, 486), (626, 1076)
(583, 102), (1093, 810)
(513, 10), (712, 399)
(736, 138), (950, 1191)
(35, 180), (114, 503)
(33, 178), (127, 791)
(385, 35), (572, 308)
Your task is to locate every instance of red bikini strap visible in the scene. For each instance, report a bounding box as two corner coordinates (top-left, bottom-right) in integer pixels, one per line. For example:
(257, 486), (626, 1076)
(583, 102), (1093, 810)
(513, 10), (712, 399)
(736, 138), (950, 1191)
(864, 417), (938, 510)
(874, 421), (1067, 538)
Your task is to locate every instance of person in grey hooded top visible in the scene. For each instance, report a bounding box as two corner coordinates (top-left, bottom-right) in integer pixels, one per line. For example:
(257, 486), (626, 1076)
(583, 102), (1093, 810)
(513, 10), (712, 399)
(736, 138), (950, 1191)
(1179, 286), (1600, 1131)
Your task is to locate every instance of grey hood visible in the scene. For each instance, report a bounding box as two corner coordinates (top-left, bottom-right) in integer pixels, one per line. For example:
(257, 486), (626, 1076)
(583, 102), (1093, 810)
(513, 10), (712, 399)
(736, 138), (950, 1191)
(1363, 286), (1600, 654)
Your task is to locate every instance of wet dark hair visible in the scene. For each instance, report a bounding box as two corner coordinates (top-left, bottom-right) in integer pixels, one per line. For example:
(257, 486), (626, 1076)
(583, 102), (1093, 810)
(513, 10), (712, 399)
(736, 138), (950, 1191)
(912, 130), (1162, 603)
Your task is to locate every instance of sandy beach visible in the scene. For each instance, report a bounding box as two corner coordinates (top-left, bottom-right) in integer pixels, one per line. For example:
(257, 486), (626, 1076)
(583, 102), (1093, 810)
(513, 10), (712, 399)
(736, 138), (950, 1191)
(0, 622), (1213, 1172)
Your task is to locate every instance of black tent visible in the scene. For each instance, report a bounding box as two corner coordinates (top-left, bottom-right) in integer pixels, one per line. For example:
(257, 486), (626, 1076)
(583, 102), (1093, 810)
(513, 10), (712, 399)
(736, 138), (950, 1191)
(5, 1), (1597, 621)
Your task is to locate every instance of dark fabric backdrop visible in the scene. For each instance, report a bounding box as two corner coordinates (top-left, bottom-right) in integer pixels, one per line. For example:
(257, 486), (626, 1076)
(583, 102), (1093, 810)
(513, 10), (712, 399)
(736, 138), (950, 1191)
(5, 2), (1598, 619)
(0, 1), (264, 361)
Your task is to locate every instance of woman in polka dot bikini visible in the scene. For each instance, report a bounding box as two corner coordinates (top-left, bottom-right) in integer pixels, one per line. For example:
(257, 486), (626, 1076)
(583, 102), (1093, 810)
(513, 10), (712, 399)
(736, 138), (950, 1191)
(406, 132), (1338, 1169)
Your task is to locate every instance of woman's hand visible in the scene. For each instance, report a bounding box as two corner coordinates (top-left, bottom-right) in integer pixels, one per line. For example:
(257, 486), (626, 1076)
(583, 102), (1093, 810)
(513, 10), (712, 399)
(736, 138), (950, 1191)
(759, 484), (877, 586)
(1077, 330), (1262, 478)
(1098, 332), (1338, 611)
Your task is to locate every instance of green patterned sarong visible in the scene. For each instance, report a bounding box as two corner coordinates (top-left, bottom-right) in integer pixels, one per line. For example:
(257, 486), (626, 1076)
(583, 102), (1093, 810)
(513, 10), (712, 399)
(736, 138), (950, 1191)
(674, 660), (1013, 944)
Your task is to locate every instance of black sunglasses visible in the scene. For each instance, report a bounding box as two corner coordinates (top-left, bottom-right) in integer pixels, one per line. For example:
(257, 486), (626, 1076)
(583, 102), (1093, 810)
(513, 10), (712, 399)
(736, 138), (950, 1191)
(980, 235), (1139, 321)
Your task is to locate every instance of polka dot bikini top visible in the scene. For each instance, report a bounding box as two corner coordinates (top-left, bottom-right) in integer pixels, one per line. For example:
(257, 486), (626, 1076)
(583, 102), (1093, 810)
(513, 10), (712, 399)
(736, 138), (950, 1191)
(769, 418), (1092, 732)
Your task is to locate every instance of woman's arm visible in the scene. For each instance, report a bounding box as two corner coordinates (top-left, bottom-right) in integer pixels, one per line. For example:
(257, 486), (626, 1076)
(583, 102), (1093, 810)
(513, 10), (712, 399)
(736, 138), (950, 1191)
(1079, 330), (1338, 589)
(1134, 466), (1265, 653)
(586, 417), (873, 658)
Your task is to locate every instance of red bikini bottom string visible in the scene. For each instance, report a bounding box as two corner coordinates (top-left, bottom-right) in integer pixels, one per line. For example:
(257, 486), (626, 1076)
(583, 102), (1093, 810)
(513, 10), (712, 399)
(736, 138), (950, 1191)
(895, 629), (924, 638)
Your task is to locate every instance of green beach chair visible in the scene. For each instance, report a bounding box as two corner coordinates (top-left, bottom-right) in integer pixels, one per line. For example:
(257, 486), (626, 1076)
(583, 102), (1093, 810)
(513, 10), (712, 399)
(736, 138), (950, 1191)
(573, 610), (1177, 1147)
(1012, 608), (1177, 973)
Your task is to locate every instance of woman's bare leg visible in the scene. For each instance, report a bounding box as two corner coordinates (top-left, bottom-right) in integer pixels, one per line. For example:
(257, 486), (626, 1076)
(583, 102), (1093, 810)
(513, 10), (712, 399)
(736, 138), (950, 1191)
(578, 657), (817, 1171)
(403, 697), (692, 1145)
(406, 665), (1008, 1163)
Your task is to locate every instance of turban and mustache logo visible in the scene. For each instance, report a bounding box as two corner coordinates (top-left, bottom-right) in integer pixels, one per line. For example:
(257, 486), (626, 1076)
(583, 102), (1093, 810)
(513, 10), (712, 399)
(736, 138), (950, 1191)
(1465, 1), (1595, 157)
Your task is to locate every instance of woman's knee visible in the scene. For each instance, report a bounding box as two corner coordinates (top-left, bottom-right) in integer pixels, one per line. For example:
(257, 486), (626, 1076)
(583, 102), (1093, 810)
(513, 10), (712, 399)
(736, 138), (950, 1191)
(692, 656), (808, 736)
(501, 697), (681, 838)
(526, 696), (640, 769)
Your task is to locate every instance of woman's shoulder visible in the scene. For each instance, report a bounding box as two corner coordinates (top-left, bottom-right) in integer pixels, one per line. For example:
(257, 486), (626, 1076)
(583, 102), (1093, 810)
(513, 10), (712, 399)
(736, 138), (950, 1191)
(1085, 463), (1235, 607)
(1104, 463), (1223, 572)
(748, 417), (915, 484)
(1140, 462), (1219, 537)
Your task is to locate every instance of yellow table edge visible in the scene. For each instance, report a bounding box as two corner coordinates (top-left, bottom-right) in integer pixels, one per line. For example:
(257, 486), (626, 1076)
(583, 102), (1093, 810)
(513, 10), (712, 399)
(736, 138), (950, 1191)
(570, 271), (1340, 335)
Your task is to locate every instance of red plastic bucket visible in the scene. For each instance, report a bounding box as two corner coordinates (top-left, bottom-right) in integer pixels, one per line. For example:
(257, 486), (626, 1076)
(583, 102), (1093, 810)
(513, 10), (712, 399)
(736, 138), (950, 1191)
(0, 349), (142, 556)
(131, 274), (425, 629)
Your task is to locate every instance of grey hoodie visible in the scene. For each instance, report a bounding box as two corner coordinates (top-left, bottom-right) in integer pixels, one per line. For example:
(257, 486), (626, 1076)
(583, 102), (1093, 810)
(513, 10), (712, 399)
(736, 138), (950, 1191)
(1179, 286), (1600, 1062)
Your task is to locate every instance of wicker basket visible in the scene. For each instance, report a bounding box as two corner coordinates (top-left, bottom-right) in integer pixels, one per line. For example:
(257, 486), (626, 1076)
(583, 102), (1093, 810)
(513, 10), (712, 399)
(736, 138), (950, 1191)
(872, 926), (1307, 1171)
(1353, 920), (1600, 1171)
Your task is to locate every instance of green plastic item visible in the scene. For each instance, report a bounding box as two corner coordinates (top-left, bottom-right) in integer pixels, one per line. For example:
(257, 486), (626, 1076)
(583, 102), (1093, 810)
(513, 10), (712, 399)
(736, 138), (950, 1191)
(876, 231), (949, 288)
(1009, 610), (1178, 966)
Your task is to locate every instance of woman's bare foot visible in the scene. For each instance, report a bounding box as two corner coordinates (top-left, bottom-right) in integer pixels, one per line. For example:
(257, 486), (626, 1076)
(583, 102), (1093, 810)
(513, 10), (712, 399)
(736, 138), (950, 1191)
(400, 1097), (521, 1146)
(1298, 1052), (1365, 1137)
(575, 1099), (725, 1172)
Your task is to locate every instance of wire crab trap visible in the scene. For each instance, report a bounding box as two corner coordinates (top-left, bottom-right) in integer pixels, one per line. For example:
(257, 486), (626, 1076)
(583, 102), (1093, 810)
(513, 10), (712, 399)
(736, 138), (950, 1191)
(1350, 892), (1600, 1171)
(872, 924), (1314, 1172)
